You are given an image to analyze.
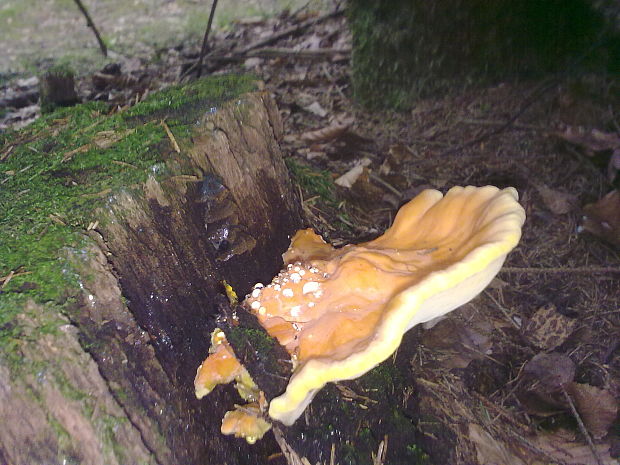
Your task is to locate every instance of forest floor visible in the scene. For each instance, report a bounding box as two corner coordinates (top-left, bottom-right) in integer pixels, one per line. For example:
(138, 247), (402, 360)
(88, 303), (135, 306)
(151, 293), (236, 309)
(1, 3), (619, 464)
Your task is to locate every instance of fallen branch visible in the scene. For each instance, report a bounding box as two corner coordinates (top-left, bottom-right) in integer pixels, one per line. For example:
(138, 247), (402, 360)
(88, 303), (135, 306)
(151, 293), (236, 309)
(197, 47), (350, 65)
(72, 0), (107, 57)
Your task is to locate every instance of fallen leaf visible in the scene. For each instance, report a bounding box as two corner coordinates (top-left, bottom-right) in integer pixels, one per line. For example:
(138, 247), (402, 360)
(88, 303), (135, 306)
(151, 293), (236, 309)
(335, 165), (365, 188)
(299, 33), (322, 50)
(243, 57), (263, 69)
(387, 143), (415, 165)
(522, 304), (578, 350)
(300, 122), (350, 143)
(468, 423), (526, 465)
(566, 382), (618, 439)
(556, 126), (620, 157)
(421, 318), (492, 369)
(335, 158), (373, 188)
(523, 353), (575, 392)
(581, 190), (620, 248)
(517, 388), (567, 417)
(532, 429), (617, 465)
(536, 184), (576, 215)
(304, 101), (327, 117)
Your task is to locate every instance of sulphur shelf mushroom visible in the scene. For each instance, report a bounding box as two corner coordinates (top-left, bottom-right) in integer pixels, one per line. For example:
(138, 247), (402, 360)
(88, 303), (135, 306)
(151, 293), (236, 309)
(196, 185), (526, 432)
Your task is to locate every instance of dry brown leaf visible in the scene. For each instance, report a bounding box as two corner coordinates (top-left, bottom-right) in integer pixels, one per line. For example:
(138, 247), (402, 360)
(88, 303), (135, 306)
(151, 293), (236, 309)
(566, 382), (618, 439)
(334, 158), (372, 188)
(335, 165), (365, 188)
(300, 122), (350, 143)
(536, 184), (576, 215)
(304, 101), (327, 117)
(387, 143), (414, 165)
(421, 318), (492, 369)
(532, 429), (617, 465)
(556, 126), (620, 157)
(522, 304), (578, 350)
(468, 423), (526, 465)
(581, 190), (620, 248)
(523, 353), (575, 392)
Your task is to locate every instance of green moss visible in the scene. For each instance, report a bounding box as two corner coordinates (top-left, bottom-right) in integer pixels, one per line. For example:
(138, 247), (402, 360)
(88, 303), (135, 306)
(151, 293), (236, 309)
(0, 74), (256, 363)
(44, 62), (75, 79)
(406, 443), (430, 464)
(48, 415), (73, 455)
(126, 74), (256, 122)
(285, 158), (336, 205)
(361, 361), (403, 394)
(228, 327), (274, 356)
(98, 414), (130, 462)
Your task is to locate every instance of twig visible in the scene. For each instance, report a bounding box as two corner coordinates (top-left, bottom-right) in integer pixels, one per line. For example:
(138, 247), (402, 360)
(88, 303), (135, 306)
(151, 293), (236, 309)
(72, 0), (107, 57)
(372, 436), (388, 465)
(195, 0), (219, 78)
(561, 386), (604, 465)
(369, 172), (402, 197)
(161, 120), (181, 153)
(485, 291), (521, 329)
(0, 145), (14, 162)
(500, 266), (619, 274)
(209, 47), (351, 61)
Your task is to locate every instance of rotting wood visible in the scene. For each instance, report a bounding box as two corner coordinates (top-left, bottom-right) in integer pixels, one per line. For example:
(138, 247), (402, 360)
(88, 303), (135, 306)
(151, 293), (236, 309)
(0, 86), (303, 464)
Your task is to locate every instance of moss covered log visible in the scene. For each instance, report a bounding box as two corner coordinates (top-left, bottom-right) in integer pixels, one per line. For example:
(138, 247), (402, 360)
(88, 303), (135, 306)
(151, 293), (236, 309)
(348, 0), (619, 109)
(0, 75), (304, 464)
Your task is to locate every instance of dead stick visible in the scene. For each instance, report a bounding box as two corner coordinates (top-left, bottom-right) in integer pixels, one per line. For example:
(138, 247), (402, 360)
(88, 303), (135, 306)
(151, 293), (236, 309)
(561, 386), (604, 465)
(72, 0), (107, 57)
(186, 47), (350, 66)
(500, 266), (619, 274)
(195, 0), (219, 78)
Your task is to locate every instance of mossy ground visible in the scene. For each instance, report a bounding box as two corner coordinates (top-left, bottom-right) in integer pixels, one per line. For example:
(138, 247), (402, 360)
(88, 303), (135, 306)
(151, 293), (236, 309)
(0, 73), (255, 363)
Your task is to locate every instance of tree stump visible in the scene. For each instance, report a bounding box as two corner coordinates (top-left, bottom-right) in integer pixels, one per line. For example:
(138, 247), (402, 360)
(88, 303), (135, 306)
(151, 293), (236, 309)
(0, 76), (303, 464)
(1, 75), (442, 465)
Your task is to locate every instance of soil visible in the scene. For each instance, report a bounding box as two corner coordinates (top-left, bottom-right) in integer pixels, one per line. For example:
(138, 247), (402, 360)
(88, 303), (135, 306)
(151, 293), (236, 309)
(1, 2), (619, 464)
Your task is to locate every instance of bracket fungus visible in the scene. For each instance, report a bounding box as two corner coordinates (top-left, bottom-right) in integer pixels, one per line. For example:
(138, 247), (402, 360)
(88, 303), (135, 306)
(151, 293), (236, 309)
(196, 185), (525, 435)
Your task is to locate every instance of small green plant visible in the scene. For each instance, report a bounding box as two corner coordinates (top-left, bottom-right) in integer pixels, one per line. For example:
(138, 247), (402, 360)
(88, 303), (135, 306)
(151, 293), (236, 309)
(285, 158), (336, 206)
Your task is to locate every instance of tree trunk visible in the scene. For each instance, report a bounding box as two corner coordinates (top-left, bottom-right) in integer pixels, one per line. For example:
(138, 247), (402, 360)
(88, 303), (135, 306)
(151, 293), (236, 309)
(0, 77), (302, 465)
(348, 0), (619, 109)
